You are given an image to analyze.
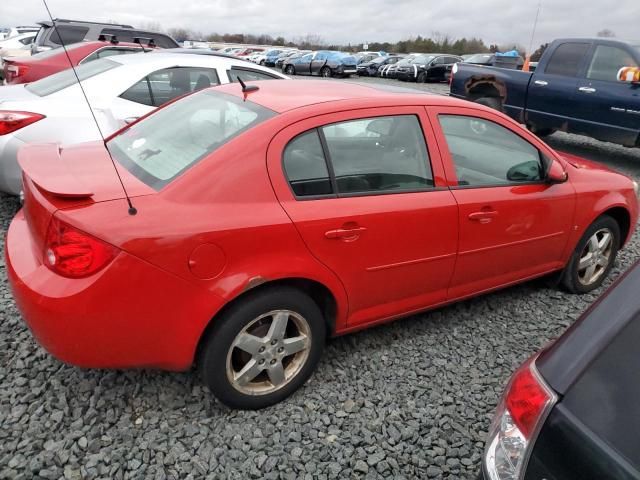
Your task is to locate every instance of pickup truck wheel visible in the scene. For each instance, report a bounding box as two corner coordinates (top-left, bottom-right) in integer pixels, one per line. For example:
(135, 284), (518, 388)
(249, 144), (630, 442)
(474, 97), (503, 112)
(528, 125), (556, 137)
(561, 216), (620, 294)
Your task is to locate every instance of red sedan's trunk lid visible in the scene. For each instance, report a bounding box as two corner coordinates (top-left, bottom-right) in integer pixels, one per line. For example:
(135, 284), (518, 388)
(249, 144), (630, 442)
(18, 142), (154, 261)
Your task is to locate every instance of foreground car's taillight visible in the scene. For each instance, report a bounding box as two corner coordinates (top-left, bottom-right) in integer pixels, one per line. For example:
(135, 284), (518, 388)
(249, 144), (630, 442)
(484, 356), (557, 480)
(0, 111), (45, 135)
(44, 217), (119, 278)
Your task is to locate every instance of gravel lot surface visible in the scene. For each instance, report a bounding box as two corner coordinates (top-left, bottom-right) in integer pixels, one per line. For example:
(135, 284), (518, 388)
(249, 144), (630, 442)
(1, 76), (640, 480)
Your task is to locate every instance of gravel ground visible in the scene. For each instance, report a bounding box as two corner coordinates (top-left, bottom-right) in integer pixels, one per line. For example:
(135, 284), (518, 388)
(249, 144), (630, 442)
(1, 76), (640, 480)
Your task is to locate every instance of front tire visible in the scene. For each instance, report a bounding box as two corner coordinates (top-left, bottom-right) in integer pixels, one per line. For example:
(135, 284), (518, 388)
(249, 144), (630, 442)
(320, 66), (332, 78)
(561, 216), (620, 293)
(199, 287), (326, 409)
(284, 65), (295, 75)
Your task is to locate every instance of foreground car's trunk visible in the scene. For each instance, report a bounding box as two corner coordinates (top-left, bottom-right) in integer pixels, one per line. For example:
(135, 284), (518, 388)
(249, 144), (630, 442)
(18, 142), (154, 262)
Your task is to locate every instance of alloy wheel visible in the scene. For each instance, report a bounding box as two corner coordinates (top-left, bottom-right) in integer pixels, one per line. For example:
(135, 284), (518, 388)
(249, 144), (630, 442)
(226, 310), (311, 395)
(577, 228), (613, 286)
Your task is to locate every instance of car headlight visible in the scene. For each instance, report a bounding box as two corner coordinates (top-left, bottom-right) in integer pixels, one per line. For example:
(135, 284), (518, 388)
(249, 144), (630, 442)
(633, 180), (639, 198)
(484, 356), (556, 480)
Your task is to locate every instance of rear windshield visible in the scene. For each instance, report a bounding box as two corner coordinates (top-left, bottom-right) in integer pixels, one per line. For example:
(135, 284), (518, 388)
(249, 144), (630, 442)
(30, 41), (84, 60)
(26, 58), (120, 96)
(108, 90), (276, 190)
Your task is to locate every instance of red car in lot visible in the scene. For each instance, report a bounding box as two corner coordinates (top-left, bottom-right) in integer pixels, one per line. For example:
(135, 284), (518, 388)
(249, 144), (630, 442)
(2, 40), (153, 84)
(6, 80), (638, 409)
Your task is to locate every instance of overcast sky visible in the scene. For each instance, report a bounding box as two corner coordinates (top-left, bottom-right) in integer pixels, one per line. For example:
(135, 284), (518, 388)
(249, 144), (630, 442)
(3, 0), (639, 50)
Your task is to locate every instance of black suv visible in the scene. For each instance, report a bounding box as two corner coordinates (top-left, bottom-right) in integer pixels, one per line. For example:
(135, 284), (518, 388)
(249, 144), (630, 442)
(395, 53), (462, 82)
(481, 261), (640, 480)
(31, 19), (179, 54)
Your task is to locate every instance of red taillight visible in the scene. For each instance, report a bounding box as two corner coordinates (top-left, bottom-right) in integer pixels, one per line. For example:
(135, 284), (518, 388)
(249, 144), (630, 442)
(44, 217), (119, 278)
(5, 63), (29, 81)
(0, 111), (45, 136)
(505, 359), (553, 439)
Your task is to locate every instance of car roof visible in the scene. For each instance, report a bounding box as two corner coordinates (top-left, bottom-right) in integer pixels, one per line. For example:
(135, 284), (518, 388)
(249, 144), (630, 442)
(109, 51), (276, 69)
(212, 79), (465, 113)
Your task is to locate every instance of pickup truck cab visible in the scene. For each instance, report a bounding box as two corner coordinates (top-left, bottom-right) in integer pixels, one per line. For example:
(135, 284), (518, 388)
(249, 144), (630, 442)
(450, 38), (640, 147)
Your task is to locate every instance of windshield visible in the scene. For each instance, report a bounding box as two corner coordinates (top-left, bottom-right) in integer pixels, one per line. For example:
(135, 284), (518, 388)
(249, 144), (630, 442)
(465, 54), (493, 64)
(26, 58), (120, 96)
(108, 90), (276, 190)
(412, 55), (435, 64)
(371, 57), (387, 64)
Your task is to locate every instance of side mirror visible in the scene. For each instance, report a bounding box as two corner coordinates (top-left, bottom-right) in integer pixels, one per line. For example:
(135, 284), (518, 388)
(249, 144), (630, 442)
(546, 159), (568, 183)
(617, 66), (640, 84)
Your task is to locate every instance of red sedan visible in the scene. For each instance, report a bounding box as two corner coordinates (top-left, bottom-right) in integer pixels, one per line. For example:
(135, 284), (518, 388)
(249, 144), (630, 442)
(6, 80), (638, 409)
(3, 40), (152, 84)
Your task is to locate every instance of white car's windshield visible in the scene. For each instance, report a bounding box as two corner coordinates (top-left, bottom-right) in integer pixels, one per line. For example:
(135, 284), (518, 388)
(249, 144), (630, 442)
(26, 58), (120, 96)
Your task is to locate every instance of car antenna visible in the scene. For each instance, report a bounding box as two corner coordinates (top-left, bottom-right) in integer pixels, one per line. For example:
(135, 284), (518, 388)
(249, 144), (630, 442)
(40, 0), (137, 215)
(236, 76), (259, 100)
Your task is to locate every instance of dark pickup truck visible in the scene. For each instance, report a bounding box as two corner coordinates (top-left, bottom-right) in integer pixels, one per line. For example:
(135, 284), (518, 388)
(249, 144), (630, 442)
(450, 38), (640, 147)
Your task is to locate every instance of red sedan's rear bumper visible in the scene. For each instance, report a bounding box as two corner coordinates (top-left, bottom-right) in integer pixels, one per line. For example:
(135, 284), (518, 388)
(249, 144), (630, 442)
(5, 210), (224, 371)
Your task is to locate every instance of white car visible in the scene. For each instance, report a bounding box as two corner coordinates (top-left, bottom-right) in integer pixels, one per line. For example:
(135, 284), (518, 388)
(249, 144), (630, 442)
(0, 52), (288, 194)
(0, 32), (37, 51)
(0, 26), (39, 41)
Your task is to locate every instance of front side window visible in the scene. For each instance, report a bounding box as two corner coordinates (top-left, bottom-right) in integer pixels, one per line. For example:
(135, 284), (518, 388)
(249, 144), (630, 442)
(120, 67), (220, 107)
(544, 42), (590, 77)
(439, 115), (544, 186)
(587, 45), (638, 82)
(109, 90), (275, 190)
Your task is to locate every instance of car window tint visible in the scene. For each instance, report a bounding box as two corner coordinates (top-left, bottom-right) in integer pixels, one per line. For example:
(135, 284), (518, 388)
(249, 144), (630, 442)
(283, 130), (333, 197)
(544, 42), (590, 77)
(121, 67), (220, 107)
(49, 25), (89, 45)
(227, 68), (279, 82)
(322, 115), (433, 194)
(587, 45), (638, 82)
(439, 115), (543, 186)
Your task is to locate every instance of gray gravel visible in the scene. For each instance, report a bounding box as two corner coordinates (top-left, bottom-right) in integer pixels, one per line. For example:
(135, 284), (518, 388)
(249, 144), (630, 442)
(1, 76), (640, 479)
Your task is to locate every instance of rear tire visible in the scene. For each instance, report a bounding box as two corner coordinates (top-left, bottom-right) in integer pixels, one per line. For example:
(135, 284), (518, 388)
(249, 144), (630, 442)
(199, 287), (326, 409)
(561, 216), (620, 294)
(474, 97), (503, 112)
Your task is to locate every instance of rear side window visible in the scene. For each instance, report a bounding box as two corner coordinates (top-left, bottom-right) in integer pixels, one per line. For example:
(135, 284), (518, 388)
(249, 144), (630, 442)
(81, 47), (141, 64)
(109, 90), (275, 190)
(282, 115), (434, 197)
(587, 45), (638, 82)
(439, 115), (543, 186)
(227, 67), (279, 82)
(120, 67), (220, 107)
(545, 42), (590, 77)
(49, 25), (89, 45)
(283, 131), (333, 196)
(26, 58), (120, 96)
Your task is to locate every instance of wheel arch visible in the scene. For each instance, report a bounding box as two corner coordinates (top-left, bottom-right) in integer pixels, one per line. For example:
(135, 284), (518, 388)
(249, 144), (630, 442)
(601, 206), (631, 247)
(465, 77), (506, 103)
(194, 276), (342, 366)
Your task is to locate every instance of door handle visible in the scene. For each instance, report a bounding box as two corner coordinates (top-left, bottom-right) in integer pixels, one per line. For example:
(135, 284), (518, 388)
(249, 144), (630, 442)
(534, 80), (548, 86)
(468, 211), (498, 223)
(578, 86), (597, 93)
(325, 226), (367, 240)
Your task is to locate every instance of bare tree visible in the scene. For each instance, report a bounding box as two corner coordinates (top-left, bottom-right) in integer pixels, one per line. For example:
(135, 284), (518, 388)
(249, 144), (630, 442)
(597, 29), (616, 38)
